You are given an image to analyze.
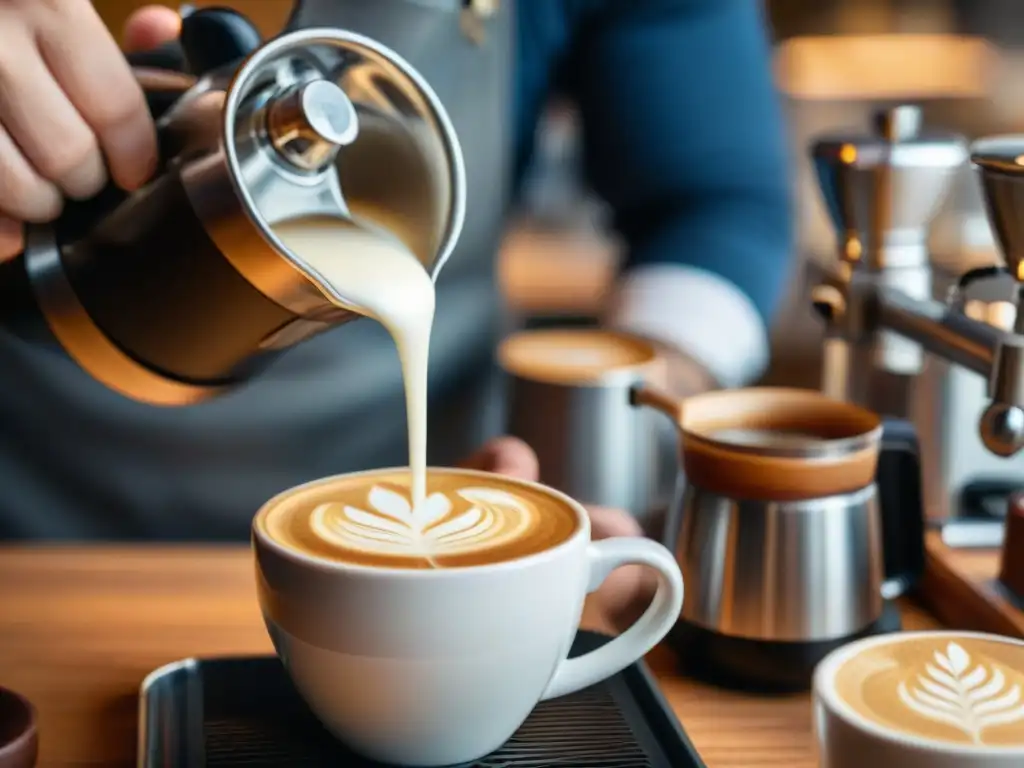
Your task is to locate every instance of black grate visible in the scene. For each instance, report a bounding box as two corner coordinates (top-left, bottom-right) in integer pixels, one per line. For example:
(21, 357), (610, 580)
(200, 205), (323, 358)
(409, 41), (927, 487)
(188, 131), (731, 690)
(204, 686), (653, 767)
(140, 631), (705, 768)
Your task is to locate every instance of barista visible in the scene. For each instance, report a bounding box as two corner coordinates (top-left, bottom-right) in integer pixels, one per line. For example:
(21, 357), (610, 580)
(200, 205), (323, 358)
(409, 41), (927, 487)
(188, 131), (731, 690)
(0, 0), (793, 563)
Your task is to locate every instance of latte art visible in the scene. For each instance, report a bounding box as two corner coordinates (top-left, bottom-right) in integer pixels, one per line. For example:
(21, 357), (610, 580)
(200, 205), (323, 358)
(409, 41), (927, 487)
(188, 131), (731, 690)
(310, 485), (536, 563)
(832, 635), (1024, 747)
(897, 642), (1024, 745)
(260, 468), (581, 569)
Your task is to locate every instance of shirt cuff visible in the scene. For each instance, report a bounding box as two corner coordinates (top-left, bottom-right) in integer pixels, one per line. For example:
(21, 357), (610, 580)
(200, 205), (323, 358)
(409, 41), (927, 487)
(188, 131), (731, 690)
(602, 264), (770, 388)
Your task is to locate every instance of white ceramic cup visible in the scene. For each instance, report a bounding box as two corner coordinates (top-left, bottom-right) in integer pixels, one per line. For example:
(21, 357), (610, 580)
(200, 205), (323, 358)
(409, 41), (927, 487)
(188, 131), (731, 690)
(814, 631), (1024, 768)
(253, 468), (685, 767)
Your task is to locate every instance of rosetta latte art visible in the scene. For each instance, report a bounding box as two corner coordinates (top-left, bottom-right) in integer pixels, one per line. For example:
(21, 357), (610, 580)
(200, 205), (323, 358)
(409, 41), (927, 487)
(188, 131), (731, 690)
(897, 641), (1024, 745)
(310, 485), (537, 562)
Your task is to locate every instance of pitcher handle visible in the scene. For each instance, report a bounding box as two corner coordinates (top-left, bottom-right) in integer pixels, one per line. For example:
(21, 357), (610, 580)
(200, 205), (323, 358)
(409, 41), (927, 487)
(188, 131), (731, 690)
(878, 417), (926, 600)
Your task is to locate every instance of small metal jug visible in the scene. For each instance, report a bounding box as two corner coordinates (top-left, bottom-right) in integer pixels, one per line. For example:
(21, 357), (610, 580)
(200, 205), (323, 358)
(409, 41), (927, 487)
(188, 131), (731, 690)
(0, 7), (465, 407)
(631, 385), (925, 690)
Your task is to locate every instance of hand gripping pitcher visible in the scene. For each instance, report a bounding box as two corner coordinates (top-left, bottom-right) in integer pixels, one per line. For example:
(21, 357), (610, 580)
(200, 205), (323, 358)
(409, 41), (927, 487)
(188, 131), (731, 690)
(0, 8), (465, 406)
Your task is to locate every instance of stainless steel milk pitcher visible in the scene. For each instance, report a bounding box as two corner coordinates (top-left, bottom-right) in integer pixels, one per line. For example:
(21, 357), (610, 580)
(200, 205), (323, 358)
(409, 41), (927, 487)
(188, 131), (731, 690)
(0, 7), (465, 407)
(631, 385), (926, 689)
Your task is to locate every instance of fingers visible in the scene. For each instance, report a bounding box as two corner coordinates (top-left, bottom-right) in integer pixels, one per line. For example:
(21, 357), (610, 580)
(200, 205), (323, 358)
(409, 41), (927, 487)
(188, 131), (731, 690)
(585, 505), (657, 632)
(37, 2), (156, 192)
(0, 123), (63, 221)
(0, 0), (156, 225)
(122, 6), (182, 53)
(595, 562), (659, 632)
(0, 16), (109, 206)
(587, 505), (644, 540)
(0, 217), (23, 262)
(458, 436), (540, 481)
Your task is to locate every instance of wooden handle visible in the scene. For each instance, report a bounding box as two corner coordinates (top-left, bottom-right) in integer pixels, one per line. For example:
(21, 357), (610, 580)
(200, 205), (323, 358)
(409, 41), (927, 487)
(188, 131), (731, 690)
(999, 492), (1024, 599)
(629, 384), (684, 424)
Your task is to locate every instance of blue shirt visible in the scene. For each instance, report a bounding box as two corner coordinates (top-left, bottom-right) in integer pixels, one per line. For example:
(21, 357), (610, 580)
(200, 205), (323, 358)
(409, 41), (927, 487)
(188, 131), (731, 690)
(512, 0), (793, 386)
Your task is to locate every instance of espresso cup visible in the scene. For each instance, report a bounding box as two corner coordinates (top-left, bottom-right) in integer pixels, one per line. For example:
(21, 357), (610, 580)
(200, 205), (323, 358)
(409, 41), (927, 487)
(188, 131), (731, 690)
(815, 631), (1024, 767)
(499, 327), (668, 523)
(253, 466), (684, 767)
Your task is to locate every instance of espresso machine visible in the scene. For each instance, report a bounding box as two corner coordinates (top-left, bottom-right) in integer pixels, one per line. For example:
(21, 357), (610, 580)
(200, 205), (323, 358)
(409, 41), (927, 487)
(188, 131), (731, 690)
(809, 105), (1024, 544)
(0, 7), (465, 407)
(641, 108), (1024, 691)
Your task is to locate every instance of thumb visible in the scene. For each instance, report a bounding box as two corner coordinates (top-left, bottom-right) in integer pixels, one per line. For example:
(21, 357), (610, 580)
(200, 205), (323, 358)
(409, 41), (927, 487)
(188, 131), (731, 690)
(458, 437), (540, 481)
(122, 6), (182, 53)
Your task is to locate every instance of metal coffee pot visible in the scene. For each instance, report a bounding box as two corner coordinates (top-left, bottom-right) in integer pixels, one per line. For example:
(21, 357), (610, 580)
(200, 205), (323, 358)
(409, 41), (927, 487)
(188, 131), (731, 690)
(631, 386), (925, 689)
(0, 7), (465, 406)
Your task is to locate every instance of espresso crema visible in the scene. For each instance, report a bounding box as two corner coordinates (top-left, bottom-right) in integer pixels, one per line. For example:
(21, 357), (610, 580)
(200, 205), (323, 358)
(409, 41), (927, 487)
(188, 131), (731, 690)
(259, 469), (580, 569)
(833, 635), (1024, 747)
(499, 328), (657, 386)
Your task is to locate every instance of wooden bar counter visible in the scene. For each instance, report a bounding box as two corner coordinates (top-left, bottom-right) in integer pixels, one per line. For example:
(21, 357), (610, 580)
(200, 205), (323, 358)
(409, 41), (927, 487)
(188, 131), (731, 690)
(0, 547), (941, 768)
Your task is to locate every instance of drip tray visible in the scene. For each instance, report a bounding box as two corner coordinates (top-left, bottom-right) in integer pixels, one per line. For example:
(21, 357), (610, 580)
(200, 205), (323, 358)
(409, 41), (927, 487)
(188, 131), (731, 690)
(138, 630), (706, 768)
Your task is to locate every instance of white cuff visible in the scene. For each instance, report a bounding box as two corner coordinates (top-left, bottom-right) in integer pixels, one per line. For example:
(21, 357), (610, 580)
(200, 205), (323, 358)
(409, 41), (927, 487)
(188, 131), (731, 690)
(603, 264), (770, 388)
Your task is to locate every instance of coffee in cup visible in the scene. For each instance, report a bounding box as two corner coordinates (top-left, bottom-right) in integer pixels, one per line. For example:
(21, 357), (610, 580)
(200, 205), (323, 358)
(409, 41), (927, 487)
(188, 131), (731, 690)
(815, 631), (1024, 767)
(499, 327), (660, 386)
(253, 466), (684, 767)
(259, 466), (580, 569)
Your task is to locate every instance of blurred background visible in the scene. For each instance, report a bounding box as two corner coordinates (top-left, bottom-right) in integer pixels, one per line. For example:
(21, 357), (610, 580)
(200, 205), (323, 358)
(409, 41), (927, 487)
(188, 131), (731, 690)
(93, 0), (1024, 389)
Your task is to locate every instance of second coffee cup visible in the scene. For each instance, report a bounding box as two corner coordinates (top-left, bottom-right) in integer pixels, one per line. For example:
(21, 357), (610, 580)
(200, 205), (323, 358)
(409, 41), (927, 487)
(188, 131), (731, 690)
(815, 631), (1024, 767)
(252, 466), (684, 766)
(499, 327), (666, 521)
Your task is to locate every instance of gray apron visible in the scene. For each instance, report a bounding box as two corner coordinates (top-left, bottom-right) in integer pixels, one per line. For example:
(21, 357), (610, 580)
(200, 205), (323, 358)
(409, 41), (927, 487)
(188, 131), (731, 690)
(0, 0), (513, 541)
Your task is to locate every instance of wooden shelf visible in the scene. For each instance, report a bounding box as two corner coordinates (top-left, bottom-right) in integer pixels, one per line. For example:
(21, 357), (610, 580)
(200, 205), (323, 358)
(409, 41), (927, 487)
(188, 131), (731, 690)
(919, 530), (1024, 638)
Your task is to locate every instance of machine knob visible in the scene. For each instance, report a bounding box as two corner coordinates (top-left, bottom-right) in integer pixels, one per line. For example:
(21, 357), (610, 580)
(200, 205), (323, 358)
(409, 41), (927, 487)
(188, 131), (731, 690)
(979, 401), (1024, 458)
(810, 283), (846, 323)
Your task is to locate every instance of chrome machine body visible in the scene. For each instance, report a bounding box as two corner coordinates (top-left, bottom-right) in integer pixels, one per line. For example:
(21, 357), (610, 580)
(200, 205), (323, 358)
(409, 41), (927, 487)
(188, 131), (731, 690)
(810, 106), (1024, 541)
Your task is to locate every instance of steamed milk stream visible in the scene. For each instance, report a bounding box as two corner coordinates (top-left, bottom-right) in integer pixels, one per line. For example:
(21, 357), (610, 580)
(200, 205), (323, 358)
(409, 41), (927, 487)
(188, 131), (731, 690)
(268, 216), (579, 569)
(273, 216), (434, 507)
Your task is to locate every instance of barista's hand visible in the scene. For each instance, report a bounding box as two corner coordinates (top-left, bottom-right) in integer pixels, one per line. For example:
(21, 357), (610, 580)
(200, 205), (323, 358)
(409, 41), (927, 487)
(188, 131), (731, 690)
(0, 1), (179, 261)
(459, 437), (658, 633)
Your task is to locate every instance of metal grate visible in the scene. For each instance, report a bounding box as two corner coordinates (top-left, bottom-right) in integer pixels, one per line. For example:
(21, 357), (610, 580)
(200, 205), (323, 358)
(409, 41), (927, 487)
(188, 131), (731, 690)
(204, 686), (654, 767)
(139, 634), (703, 767)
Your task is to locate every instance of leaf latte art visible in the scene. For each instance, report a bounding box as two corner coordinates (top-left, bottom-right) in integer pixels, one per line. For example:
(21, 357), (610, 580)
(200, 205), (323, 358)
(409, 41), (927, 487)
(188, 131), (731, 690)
(834, 635), (1024, 747)
(897, 642), (1024, 745)
(310, 485), (540, 562)
(261, 470), (580, 569)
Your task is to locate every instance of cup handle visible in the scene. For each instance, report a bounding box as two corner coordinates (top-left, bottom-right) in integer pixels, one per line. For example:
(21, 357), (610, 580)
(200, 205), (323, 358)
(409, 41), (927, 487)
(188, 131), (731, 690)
(540, 537), (684, 701)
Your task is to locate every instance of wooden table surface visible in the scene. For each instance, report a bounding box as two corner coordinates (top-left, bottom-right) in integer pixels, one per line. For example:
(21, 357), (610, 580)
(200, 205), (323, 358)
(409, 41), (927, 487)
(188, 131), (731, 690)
(0, 547), (943, 768)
